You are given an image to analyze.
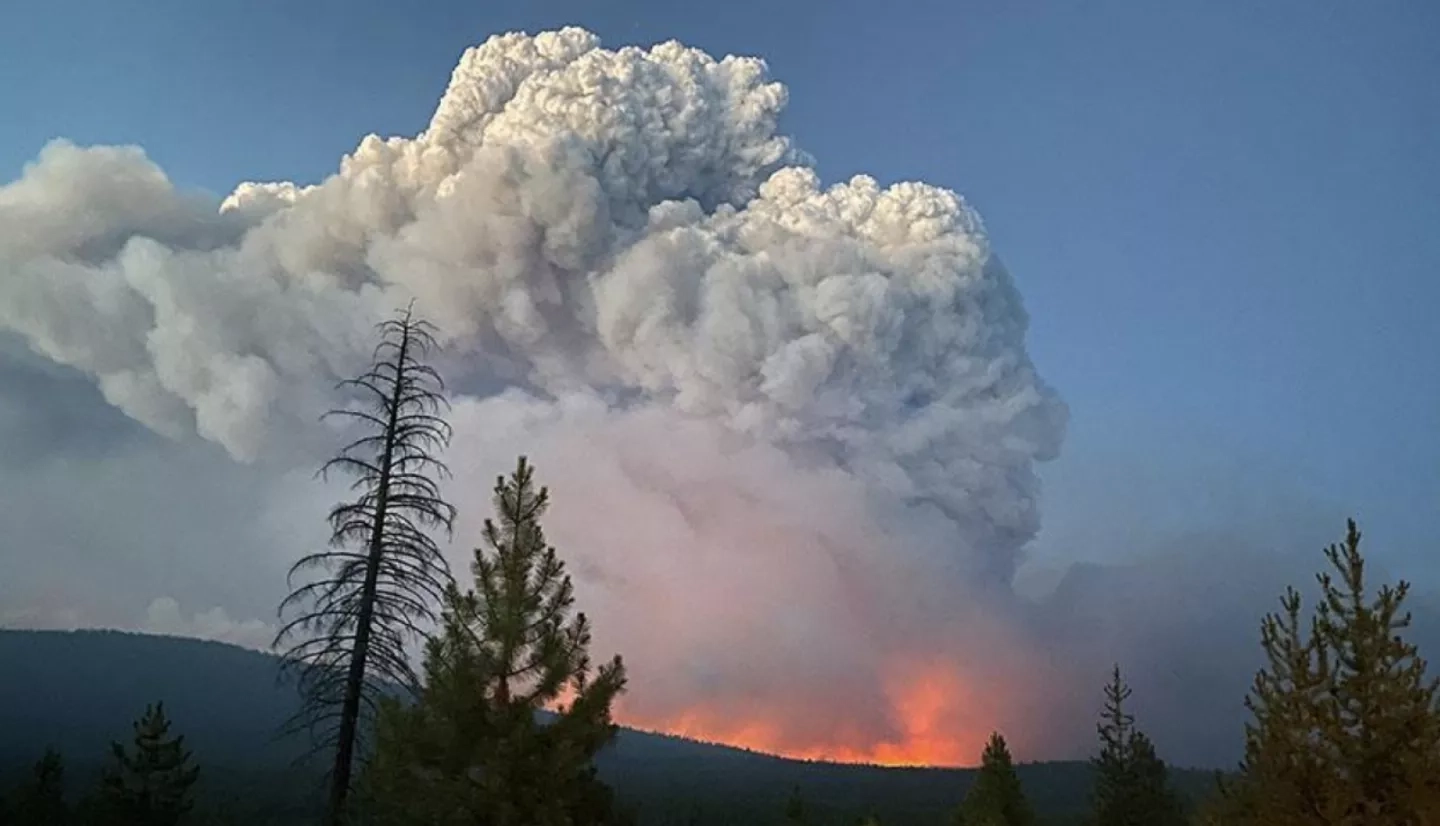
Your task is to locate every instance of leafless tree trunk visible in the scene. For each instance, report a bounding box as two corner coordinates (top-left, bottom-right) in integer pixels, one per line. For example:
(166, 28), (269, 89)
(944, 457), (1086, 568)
(274, 303), (456, 826)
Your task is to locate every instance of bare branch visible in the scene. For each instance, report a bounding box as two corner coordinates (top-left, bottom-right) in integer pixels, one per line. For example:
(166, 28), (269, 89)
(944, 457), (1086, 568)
(273, 305), (457, 825)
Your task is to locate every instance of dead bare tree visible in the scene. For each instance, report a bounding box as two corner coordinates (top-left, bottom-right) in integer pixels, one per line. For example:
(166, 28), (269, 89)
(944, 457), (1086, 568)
(274, 304), (457, 826)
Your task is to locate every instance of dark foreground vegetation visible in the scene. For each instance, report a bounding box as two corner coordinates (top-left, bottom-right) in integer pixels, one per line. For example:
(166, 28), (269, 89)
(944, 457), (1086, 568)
(0, 627), (1213, 825)
(3, 307), (1436, 824)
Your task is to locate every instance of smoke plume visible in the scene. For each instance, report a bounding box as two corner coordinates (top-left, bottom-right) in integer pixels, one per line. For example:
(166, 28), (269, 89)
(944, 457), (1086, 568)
(4, 26), (1353, 767)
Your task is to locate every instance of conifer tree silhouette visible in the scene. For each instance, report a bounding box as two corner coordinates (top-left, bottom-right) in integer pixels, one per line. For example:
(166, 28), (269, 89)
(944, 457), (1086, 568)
(99, 701), (200, 826)
(275, 304), (457, 825)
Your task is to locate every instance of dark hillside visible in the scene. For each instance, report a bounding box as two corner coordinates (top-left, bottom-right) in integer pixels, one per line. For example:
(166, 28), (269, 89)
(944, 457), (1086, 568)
(0, 629), (1217, 824)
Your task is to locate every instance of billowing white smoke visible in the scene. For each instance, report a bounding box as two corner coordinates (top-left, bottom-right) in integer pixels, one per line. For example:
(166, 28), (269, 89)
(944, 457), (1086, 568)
(0, 27), (1068, 761)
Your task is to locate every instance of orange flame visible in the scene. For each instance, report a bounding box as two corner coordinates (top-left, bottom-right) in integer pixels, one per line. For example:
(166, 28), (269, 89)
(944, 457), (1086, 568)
(618, 664), (994, 768)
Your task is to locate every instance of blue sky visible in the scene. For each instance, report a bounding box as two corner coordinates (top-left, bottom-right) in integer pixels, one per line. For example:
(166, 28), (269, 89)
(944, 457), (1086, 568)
(3, 0), (1436, 578)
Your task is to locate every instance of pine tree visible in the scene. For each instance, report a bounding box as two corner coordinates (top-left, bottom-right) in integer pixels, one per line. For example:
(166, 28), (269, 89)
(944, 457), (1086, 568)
(275, 303), (457, 826)
(1089, 666), (1182, 826)
(1092, 664), (1135, 822)
(10, 748), (70, 826)
(1219, 583), (1343, 826)
(96, 702), (201, 825)
(1126, 732), (1184, 823)
(1218, 519), (1440, 824)
(360, 456), (629, 826)
(1312, 520), (1440, 820)
(954, 732), (1033, 826)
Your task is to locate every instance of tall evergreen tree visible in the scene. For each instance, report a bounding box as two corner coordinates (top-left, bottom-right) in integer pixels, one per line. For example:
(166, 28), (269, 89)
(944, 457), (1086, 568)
(1092, 664), (1135, 819)
(1089, 666), (1182, 826)
(97, 701), (201, 826)
(360, 456), (628, 826)
(1122, 732), (1182, 822)
(9, 748), (69, 826)
(1215, 519), (1440, 824)
(274, 304), (458, 825)
(954, 732), (1033, 826)
(1210, 583), (1342, 826)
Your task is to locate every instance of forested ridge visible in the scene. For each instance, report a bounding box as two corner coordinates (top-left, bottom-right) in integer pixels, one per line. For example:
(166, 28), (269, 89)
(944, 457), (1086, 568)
(0, 627), (1215, 825)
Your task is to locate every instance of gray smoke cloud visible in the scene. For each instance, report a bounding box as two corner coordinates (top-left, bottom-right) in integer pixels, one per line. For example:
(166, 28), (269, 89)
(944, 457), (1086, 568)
(1, 27), (1426, 767)
(1, 27), (1063, 573)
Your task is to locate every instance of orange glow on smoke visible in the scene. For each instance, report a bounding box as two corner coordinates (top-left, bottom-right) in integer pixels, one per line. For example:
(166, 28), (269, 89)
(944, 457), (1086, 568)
(619, 664), (994, 768)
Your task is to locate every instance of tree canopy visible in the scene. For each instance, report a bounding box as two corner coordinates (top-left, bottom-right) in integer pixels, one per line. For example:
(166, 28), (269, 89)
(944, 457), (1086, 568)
(361, 456), (629, 826)
(1205, 519), (1440, 825)
(954, 732), (1033, 826)
(96, 701), (201, 826)
(1088, 665), (1182, 826)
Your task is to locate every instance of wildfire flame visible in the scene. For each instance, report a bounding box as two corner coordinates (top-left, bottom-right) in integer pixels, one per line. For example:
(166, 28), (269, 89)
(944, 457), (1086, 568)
(617, 664), (993, 768)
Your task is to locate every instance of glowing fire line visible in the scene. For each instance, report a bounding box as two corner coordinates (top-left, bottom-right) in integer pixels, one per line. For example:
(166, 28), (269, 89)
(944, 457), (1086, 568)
(614, 665), (991, 769)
